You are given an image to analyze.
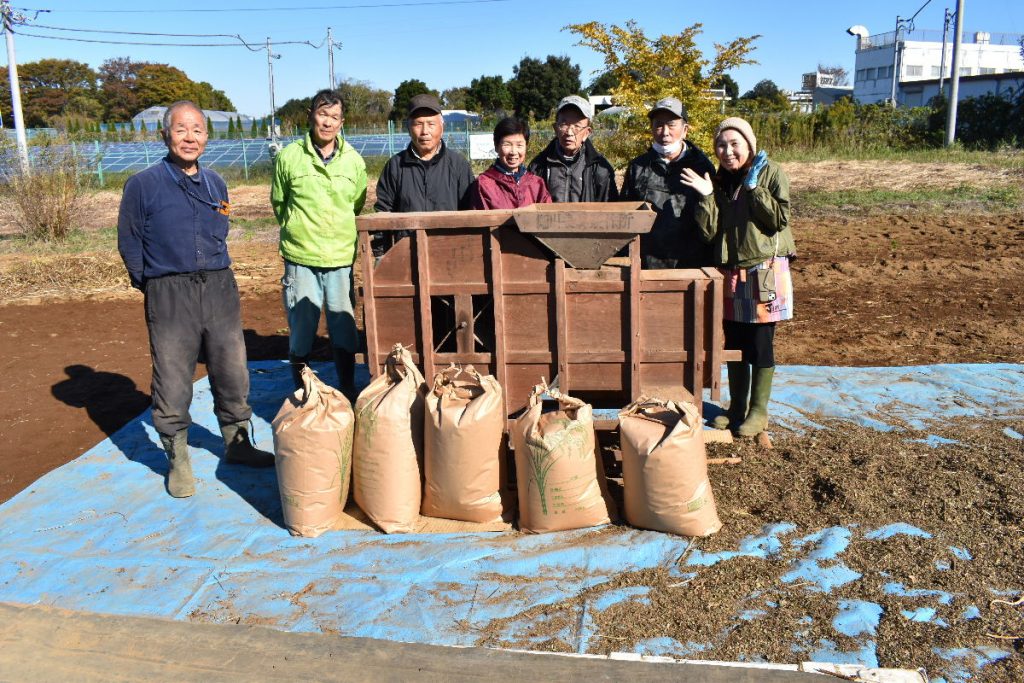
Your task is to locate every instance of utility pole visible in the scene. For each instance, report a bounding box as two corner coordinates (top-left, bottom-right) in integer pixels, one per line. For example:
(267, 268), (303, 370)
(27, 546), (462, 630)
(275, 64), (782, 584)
(889, 15), (903, 106)
(945, 0), (964, 147)
(327, 27), (335, 90)
(266, 37), (280, 149)
(938, 8), (953, 96)
(2, 0), (30, 174)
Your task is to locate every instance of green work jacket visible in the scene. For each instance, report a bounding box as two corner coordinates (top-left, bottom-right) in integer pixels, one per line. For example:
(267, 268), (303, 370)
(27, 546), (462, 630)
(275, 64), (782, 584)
(272, 133), (367, 267)
(695, 159), (796, 269)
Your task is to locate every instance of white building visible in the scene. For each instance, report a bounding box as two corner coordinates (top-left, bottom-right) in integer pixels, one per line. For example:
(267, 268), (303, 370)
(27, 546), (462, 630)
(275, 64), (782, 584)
(849, 27), (1024, 105)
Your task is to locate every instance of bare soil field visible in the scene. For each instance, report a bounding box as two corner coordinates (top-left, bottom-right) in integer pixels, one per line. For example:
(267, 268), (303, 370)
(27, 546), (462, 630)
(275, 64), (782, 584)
(0, 160), (1022, 677)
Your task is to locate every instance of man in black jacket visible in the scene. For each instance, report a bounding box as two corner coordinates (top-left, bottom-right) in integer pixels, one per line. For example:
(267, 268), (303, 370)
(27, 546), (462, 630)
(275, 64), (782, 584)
(621, 97), (715, 269)
(373, 93), (475, 255)
(527, 95), (618, 203)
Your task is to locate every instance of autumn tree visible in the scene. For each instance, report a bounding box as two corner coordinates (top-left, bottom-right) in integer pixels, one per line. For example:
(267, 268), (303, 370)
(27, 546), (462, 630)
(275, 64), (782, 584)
(509, 56), (580, 119)
(585, 70), (619, 96)
(465, 75), (512, 116)
(336, 78), (391, 126)
(567, 20), (759, 152)
(276, 96), (312, 132)
(711, 74), (739, 102)
(441, 86), (469, 110)
(740, 79), (790, 112)
(13, 59), (100, 127)
(390, 79), (437, 121)
(98, 57), (141, 121)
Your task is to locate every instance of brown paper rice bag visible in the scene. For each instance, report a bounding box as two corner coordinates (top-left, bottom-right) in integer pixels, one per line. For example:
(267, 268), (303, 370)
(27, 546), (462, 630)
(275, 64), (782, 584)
(272, 366), (354, 538)
(618, 397), (722, 537)
(353, 344), (426, 534)
(422, 365), (505, 523)
(511, 383), (613, 534)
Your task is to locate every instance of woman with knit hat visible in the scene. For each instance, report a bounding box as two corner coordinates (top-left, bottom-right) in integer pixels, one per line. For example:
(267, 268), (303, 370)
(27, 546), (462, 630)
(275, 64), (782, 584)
(680, 116), (795, 438)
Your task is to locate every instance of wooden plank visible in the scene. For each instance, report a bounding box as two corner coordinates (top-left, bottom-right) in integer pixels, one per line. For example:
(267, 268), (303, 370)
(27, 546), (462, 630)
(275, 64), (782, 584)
(455, 293), (474, 353)
(502, 282), (550, 295)
(568, 352), (626, 363)
(372, 284), (416, 297)
(427, 230), (489, 286)
(629, 237), (641, 402)
(505, 350), (553, 363)
(640, 268), (709, 281)
(435, 352), (492, 365)
(429, 283), (489, 295)
(358, 231), (381, 377)
(640, 280), (701, 292)
(702, 267), (723, 400)
(415, 231), (435, 378)
(691, 279), (706, 415)
(554, 258), (569, 391)
(356, 209), (515, 232)
(489, 229), (508, 419)
(641, 351), (692, 363)
(565, 281), (625, 293)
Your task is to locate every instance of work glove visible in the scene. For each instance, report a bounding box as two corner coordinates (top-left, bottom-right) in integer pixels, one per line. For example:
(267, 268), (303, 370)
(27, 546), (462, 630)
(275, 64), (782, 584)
(745, 150), (768, 190)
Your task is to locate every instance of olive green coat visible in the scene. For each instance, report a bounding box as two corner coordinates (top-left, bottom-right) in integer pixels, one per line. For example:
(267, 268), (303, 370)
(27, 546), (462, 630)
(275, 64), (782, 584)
(695, 159), (795, 269)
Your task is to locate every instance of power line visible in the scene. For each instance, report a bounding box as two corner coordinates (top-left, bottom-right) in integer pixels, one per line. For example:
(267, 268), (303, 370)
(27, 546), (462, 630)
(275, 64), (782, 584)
(17, 0), (511, 14)
(15, 31), (323, 48)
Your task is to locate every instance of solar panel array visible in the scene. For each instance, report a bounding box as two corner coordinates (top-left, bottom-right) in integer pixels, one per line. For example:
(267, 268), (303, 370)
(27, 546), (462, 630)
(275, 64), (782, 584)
(1, 133), (473, 178)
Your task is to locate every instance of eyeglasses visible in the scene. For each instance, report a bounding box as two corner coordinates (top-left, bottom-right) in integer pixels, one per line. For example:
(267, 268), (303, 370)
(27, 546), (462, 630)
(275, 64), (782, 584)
(554, 122), (590, 135)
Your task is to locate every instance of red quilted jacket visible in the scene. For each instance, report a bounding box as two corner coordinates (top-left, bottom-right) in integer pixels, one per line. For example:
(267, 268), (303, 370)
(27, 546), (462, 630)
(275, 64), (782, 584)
(470, 166), (552, 209)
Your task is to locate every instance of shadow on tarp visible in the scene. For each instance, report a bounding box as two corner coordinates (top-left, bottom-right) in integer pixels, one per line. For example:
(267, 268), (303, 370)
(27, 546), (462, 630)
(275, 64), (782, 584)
(6, 361), (1022, 681)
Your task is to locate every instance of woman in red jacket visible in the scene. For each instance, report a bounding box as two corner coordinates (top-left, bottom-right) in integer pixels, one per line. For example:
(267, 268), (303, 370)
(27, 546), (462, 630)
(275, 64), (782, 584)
(471, 117), (552, 209)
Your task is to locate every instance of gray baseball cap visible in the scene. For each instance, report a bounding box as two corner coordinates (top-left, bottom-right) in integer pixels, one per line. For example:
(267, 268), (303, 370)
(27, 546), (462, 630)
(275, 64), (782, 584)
(648, 97), (688, 121)
(408, 93), (443, 116)
(555, 95), (593, 119)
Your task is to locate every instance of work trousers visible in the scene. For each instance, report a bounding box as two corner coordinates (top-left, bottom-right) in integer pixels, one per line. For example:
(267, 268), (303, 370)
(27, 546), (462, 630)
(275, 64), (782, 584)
(724, 320), (776, 368)
(281, 260), (358, 357)
(145, 268), (252, 437)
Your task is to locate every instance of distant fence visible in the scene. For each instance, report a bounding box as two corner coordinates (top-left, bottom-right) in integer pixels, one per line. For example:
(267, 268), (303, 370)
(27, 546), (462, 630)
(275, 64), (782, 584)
(0, 129), (478, 186)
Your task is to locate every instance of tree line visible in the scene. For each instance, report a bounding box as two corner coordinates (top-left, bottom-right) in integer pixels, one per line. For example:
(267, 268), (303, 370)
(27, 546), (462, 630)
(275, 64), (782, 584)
(0, 57), (233, 129)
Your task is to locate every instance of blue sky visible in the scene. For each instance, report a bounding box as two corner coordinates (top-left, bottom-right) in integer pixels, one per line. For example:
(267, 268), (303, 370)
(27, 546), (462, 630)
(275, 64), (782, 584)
(4, 0), (1022, 117)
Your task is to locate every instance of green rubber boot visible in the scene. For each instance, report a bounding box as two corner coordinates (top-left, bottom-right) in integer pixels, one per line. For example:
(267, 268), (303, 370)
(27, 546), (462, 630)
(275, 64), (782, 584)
(159, 431), (195, 498)
(712, 362), (750, 430)
(737, 366), (776, 438)
(221, 421), (275, 468)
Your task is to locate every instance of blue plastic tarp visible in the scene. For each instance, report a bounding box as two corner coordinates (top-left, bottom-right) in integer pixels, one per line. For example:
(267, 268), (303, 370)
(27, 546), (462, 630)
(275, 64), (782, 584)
(1, 362), (1021, 680)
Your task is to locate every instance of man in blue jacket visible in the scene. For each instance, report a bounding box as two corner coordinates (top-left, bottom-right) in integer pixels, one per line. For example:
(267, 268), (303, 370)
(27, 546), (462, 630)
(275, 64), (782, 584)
(118, 100), (273, 499)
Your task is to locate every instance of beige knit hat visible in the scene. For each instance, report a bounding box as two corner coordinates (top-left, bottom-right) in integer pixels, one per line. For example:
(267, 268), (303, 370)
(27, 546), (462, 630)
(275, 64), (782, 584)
(715, 117), (757, 155)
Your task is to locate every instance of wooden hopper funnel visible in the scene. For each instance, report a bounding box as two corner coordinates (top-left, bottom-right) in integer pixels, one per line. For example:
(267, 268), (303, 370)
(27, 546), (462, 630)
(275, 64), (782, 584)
(512, 202), (656, 269)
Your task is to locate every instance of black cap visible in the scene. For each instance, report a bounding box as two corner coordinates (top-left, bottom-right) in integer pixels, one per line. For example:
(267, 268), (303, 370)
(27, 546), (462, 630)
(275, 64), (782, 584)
(408, 93), (442, 117)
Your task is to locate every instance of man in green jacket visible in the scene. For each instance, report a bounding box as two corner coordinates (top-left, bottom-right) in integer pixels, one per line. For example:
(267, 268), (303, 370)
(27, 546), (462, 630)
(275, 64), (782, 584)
(271, 89), (367, 399)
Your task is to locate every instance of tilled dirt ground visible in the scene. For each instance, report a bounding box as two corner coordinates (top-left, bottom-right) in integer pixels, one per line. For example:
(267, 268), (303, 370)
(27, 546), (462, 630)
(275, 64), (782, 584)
(0, 160), (1022, 677)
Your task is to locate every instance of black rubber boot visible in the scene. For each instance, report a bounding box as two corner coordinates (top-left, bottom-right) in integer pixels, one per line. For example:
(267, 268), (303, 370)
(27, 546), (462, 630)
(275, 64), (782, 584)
(332, 346), (357, 403)
(712, 362), (750, 430)
(288, 353), (309, 391)
(159, 430), (195, 498)
(737, 366), (776, 438)
(221, 421), (275, 468)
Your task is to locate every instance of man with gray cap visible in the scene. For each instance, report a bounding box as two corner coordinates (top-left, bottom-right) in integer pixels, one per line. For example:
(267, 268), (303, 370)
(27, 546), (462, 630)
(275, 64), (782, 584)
(373, 93), (475, 255)
(621, 96), (715, 269)
(527, 95), (618, 203)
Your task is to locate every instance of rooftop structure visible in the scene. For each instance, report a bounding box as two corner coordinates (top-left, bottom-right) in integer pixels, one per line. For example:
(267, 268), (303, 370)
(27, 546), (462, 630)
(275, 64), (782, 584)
(849, 27), (1024, 105)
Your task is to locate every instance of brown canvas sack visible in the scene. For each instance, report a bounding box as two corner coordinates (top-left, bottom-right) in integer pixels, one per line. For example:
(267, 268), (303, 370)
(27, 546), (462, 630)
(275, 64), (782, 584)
(511, 383), (613, 534)
(618, 397), (722, 537)
(353, 344), (426, 534)
(422, 365), (505, 523)
(272, 366), (354, 538)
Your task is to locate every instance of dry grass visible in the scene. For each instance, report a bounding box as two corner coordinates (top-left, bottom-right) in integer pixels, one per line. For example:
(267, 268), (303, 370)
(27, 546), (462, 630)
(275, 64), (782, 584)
(782, 160), (1022, 193)
(0, 253), (131, 303)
